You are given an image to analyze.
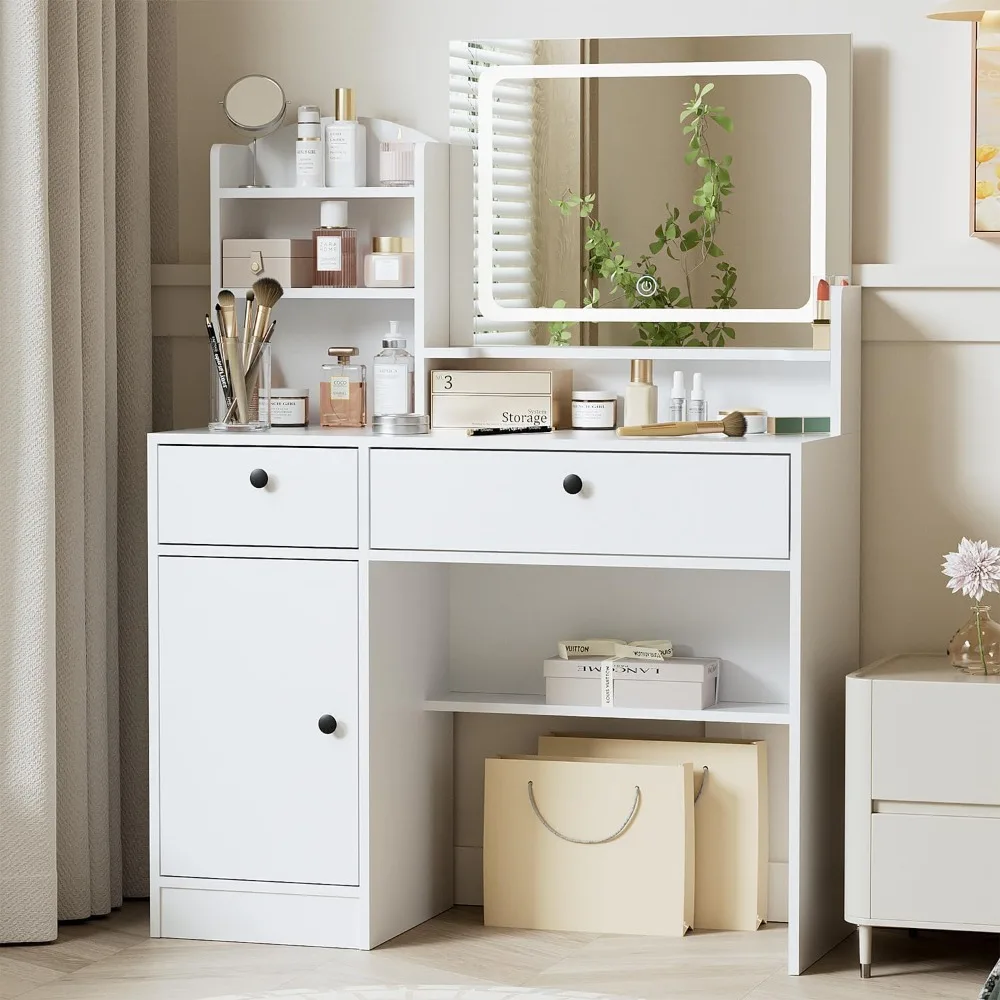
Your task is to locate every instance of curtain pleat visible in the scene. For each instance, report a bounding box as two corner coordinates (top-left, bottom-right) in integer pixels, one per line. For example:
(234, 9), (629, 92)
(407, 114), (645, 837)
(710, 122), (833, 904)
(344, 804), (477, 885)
(0, 0), (150, 938)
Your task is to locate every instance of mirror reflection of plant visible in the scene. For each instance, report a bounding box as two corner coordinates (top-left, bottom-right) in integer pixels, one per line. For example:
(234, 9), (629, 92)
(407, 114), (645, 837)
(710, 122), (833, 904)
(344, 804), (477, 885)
(547, 83), (737, 348)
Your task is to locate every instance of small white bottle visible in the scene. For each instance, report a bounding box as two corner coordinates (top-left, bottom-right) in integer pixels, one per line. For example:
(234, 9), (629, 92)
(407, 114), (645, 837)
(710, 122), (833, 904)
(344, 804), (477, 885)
(325, 88), (367, 187)
(623, 360), (657, 426)
(372, 322), (414, 416)
(295, 105), (324, 188)
(669, 371), (687, 422)
(689, 372), (707, 422)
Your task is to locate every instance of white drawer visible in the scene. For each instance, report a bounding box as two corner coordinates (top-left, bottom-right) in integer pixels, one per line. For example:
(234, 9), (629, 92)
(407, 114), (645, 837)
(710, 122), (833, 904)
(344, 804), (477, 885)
(157, 446), (357, 548)
(871, 679), (1000, 805)
(370, 449), (790, 559)
(871, 813), (1000, 927)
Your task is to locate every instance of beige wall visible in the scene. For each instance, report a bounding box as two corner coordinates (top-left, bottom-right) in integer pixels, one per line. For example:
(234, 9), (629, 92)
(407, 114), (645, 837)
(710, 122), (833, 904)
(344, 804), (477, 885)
(151, 0), (1000, 663)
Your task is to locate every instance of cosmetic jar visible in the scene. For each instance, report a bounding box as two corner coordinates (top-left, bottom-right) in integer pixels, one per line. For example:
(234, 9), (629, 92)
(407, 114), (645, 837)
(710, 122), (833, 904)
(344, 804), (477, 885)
(266, 388), (310, 428)
(571, 390), (617, 430)
(372, 413), (430, 435)
(719, 408), (767, 435)
(364, 237), (415, 288)
(379, 137), (415, 187)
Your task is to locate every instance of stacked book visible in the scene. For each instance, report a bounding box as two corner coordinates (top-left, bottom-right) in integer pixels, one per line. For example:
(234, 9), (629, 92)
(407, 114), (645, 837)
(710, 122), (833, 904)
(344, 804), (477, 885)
(543, 638), (720, 710)
(430, 369), (572, 429)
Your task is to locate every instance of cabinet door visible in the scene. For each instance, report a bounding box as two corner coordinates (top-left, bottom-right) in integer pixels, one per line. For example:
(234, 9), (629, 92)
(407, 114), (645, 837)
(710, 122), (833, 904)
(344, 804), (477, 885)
(157, 556), (359, 885)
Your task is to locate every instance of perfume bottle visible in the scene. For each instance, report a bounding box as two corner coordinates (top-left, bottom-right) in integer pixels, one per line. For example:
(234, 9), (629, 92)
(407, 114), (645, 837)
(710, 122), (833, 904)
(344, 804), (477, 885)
(320, 347), (367, 428)
(295, 105), (323, 188)
(324, 88), (367, 187)
(372, 322), (414, 416)
(313, 200), (357, 288)
(623, 360), (657, 426)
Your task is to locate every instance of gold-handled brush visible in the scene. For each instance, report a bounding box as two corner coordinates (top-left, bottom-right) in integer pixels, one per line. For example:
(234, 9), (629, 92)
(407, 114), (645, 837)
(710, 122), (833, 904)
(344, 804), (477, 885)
(241, 289), (255, 367)
(224, 320), (276, 422)
(244, 278), (283, 375)
(217, 289), (247, 423)
(616, 411), (747, 439)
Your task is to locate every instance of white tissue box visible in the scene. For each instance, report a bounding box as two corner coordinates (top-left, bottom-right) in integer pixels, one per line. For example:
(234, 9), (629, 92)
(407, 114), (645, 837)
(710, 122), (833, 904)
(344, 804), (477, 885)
(543, 656), (720, 711)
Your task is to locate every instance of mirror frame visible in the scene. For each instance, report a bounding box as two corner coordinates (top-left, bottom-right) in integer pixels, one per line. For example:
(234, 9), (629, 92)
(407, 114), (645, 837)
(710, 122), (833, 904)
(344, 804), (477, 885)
(222, 74), (287, 134)
(476, 59), (828, 326)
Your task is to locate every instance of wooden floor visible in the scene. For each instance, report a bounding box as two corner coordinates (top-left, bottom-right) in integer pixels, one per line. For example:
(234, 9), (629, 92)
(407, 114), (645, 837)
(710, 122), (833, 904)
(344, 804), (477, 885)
(1, 903), (996, 1000)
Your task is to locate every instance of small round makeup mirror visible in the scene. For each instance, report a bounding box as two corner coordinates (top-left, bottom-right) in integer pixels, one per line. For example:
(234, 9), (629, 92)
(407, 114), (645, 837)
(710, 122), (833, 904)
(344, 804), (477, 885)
(221, 75), (287, 187)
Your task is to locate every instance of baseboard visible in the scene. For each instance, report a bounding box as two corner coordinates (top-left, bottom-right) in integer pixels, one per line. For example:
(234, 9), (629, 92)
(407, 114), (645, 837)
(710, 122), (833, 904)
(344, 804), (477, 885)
(454, 847), (789, 924)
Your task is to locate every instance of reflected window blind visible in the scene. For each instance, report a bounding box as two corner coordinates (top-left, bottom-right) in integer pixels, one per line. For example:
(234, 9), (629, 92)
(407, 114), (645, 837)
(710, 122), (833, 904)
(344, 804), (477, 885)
(449, 39), (536, 341)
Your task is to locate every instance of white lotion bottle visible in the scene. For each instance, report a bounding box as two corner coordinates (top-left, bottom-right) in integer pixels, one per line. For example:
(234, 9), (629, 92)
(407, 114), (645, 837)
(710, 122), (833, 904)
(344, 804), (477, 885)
(623, 360), (657, 426)
(689, 372), (707, 422)
(669, 371), (687, 422)
(295, 105), (324, 188)
(325, 87), (367, 187)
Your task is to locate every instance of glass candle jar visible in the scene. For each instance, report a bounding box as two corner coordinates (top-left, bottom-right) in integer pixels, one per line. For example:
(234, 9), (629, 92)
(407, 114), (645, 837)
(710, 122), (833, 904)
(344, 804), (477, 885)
(571, 390), (617, 430)
(313, 200), (357, 288)
(320, 347), (367, 428)
(363, 237), (414, 288)
(379, 137), (415, 187)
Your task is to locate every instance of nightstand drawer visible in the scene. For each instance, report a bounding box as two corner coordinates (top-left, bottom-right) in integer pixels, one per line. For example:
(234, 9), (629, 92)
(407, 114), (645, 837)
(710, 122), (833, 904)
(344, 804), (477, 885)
(871, 679), (1000, 805)
(157, 446), (358, 548)
(369, 449), (790, 558)
(871, 813), (1000, 926)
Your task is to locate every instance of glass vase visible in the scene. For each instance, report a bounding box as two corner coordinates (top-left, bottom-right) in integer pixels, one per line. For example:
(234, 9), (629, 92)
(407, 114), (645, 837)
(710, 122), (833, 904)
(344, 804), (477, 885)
(947, 604), (1000, 675)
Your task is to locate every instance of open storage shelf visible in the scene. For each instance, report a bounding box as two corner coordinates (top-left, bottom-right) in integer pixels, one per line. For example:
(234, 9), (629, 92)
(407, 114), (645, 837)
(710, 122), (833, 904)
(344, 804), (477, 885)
(424, 346), (832, 363)
(218, 186), (415, 200)
(424, 692), (791, 725)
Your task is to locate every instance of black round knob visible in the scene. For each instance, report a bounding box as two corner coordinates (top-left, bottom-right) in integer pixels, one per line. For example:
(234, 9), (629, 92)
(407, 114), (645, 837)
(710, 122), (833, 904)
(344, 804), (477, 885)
(562, 474), (583, 495)
(318, 714), (338, 735)
(249, 468), (268, 489)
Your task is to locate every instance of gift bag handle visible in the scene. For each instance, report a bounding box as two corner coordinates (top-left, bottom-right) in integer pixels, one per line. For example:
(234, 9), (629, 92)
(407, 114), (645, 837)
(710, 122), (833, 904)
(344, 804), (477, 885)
(527, 781), (641, 844)
(526, 766), (708, 846)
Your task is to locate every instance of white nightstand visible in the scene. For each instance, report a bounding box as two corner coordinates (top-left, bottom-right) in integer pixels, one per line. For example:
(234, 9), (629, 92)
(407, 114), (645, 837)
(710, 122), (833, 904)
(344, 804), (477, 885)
(846, 654), (1000, 977)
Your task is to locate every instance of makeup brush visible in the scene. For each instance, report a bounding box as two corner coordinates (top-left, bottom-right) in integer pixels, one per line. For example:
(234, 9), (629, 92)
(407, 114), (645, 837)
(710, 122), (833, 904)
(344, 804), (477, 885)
(217, 289), (237, 339)
(245, 277), (283, 373)
(616, 411), (748, 439)
(241, 289), (255, 366)
(217, 290), (247, 423)
(204, 313), (233, 411)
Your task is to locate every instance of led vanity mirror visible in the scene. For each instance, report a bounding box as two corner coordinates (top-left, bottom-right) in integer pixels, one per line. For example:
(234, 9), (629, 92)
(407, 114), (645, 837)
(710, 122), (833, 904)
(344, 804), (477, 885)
(222, 74), (288, 188)
(451, 36), (851, 348)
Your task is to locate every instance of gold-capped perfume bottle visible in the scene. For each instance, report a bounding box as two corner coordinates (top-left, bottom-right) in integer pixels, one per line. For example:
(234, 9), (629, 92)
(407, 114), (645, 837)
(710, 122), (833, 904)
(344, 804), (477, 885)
(320, 347), (367, 427)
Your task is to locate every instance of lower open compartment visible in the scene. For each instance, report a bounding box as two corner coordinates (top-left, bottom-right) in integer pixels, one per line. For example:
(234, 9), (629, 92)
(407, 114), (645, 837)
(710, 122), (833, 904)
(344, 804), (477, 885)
(368, 560), (793, 930)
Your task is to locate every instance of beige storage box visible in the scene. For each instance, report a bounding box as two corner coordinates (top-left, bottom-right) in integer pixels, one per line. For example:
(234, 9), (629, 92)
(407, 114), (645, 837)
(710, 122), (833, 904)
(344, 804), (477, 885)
(429, 369), (572, 429)
(483, 755), (694, 937)
(543, 656), (720, 711)
(222, 238), (314, 289)
(539, 735), (768, 931)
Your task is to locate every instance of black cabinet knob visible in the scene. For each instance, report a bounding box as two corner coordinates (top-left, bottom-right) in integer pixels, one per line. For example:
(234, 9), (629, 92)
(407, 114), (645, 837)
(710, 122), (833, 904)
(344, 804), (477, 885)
(562, 474), (583, 495)
(318, 714), (338, 735)
(249, 468), (268, 489)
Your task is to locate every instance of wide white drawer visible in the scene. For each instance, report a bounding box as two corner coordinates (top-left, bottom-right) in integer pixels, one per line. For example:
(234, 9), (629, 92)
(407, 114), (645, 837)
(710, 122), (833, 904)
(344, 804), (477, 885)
(370, 449), (790, 558)
(871, 813), (1000, 927)
(871, 679), (1000, 805)
(157, 446), (357, 548)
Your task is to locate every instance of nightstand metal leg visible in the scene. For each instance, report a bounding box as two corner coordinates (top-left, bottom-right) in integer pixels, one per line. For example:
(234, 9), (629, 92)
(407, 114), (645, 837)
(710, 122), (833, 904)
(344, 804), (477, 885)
(858, 925), (872, 979)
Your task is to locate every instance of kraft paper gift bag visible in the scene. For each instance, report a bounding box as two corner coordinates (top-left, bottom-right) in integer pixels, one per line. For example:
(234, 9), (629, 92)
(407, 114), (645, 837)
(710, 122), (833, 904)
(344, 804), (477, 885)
(538, 735), (767, 931)
(483, 755), (694, 937)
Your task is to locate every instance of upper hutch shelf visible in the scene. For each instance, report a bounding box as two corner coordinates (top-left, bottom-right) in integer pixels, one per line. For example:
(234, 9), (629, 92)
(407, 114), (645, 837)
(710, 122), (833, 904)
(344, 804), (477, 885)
(218, 186), (414, 200)
(425, 346), (833, 363)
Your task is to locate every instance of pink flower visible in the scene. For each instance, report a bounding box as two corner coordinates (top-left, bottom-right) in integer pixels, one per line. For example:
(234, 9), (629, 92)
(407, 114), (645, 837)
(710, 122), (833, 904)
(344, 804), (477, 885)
(943, 538), (1000, 603)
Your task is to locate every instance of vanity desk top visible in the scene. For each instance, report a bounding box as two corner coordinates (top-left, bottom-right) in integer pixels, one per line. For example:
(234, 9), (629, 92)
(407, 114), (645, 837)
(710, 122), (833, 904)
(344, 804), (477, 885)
(150, 427), (834, 454)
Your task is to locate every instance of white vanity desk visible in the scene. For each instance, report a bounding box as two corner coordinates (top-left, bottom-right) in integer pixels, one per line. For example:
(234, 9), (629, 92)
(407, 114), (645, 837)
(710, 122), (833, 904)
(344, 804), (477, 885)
(147, 424), (859, 975)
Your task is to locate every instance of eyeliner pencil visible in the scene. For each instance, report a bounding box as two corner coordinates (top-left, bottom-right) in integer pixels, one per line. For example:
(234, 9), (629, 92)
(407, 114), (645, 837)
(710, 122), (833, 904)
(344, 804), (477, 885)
(466, 426), (553, 437)
(204, 313), (233, 410)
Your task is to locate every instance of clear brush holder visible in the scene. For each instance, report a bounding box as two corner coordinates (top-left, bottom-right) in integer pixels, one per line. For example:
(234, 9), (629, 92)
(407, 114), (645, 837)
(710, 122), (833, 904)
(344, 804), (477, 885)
(209, 341), (271, 431)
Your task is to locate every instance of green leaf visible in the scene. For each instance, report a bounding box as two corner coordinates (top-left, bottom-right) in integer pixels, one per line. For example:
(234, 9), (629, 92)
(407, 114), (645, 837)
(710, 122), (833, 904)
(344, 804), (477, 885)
(693, 83), (701, 95)
(553, 299), (567, 309)
(699, 82), (714, 96)
(714, 115), (734, 132)
(684, 148), (699, 166)
(707, 242), (724, 258)
(689, 210), (703, 223)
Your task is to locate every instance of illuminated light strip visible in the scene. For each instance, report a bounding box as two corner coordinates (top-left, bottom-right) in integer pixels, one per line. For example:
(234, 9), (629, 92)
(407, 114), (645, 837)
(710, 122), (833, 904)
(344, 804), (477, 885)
(476, 60), (828, 325)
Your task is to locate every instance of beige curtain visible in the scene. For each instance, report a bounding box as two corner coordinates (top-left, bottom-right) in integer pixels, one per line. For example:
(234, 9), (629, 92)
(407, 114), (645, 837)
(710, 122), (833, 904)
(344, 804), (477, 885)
(0, 0), (151, 941)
